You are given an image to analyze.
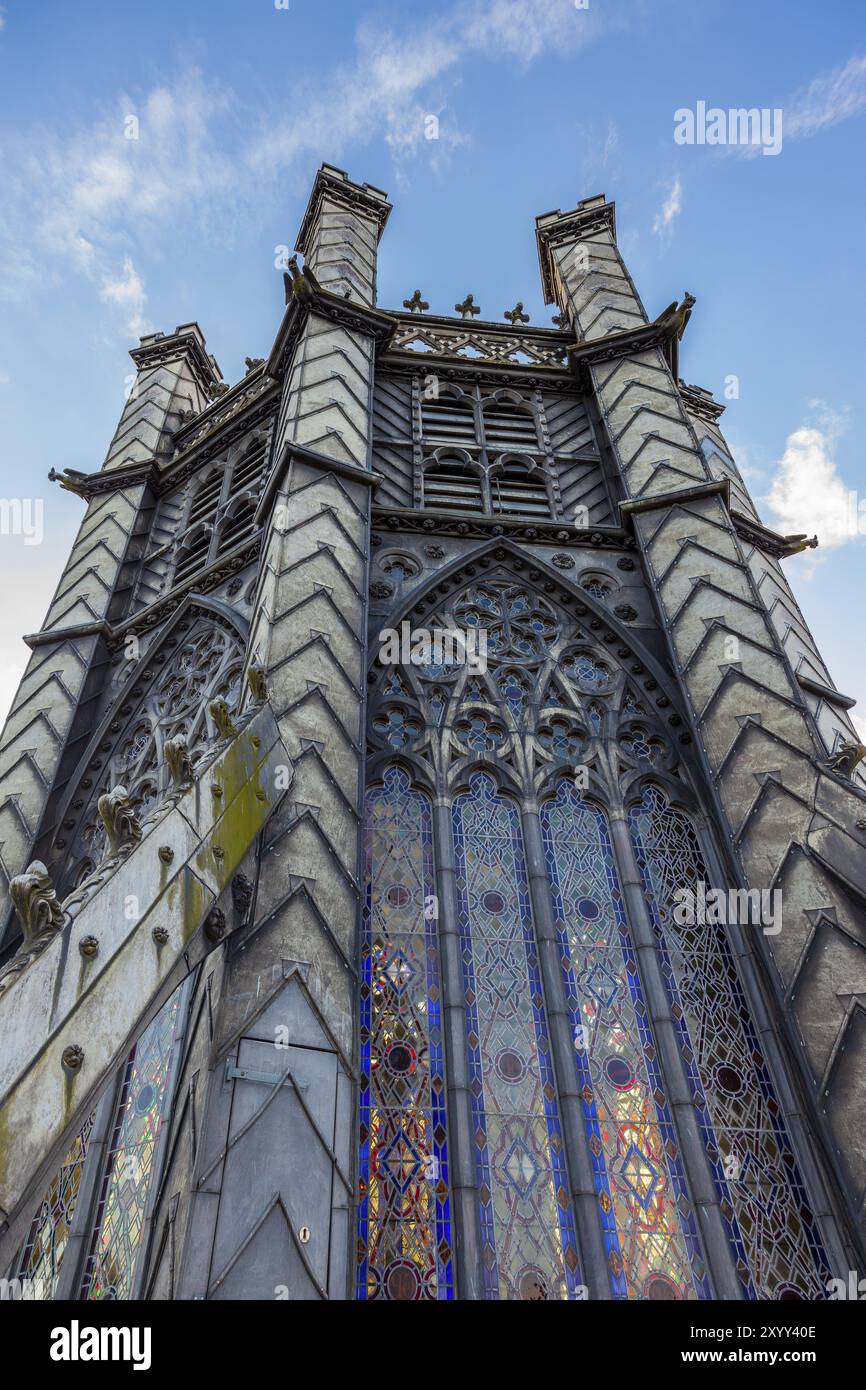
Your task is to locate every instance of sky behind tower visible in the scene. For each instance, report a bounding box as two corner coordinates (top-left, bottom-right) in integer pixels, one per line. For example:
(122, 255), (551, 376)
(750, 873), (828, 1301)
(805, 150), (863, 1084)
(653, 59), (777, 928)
(0, 0), (864, 727)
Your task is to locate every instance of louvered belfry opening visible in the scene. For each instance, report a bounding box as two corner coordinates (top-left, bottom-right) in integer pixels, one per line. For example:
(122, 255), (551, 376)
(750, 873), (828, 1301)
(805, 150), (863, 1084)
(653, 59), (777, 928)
(170, 437), (270, 586)
(418, 383), (554, 521)
(490, 460), (550, 517)
(423, 454), (484, 512)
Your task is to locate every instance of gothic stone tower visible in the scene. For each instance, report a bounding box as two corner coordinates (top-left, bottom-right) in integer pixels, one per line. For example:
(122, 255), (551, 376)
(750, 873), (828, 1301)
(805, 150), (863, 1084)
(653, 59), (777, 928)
(2, 165), (865, 1302)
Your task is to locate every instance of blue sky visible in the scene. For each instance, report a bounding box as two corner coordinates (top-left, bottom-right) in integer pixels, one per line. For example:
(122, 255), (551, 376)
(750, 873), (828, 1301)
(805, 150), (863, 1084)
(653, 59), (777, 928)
(0, 0), (864, 729)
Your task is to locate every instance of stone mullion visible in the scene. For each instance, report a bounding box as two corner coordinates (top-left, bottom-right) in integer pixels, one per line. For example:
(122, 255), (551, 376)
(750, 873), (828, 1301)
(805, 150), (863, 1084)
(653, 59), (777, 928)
(519, 804), (611, 1299)
(432, 797), (484, 1301)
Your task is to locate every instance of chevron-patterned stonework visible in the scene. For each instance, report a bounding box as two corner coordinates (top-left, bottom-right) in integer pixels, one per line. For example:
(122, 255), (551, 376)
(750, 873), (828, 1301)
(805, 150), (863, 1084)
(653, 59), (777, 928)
(1, 170), (863, 1301)
(538, 198), (866, 1241)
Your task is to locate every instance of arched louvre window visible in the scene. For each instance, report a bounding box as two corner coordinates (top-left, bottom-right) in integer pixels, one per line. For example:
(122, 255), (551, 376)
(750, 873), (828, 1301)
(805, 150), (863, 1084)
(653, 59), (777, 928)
(452, 774), (582, 1300)
(490, 460), (550, 518)
(171, 434), (270, 585)
(80, 984), (187, 1300)
(628, 786), (831, 1299)
(358, 768), (452, 1301)
(541, 781), (708, 1300)
(422, 454), (483, 513)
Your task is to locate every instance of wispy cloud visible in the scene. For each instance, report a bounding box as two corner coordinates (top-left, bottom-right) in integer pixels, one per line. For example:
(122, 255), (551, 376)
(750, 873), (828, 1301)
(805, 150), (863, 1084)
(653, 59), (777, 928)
(763, 400), (858, 564)
(652, 177), (682, 236)
(0, 0), (638, 338)
(785, 53), (866, 140)
(98, 256), (148, 338)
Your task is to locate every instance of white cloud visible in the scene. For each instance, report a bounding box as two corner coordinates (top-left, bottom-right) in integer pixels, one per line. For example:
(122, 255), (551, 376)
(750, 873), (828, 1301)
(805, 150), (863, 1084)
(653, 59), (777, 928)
(0, 0), (638, 335)
(785, 53), (866, 140)
(764, 402), (859, 559)
(99, 257), (148, 338)
(652, 177), (682, 236)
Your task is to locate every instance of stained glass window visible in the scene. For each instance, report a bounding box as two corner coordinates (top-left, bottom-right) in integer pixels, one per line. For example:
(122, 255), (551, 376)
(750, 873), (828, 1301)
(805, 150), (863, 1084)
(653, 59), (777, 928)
(542, 781), (708, 1299)
(358, 767), (452, 1300)
(629, 785), (832, 1298)
(80, 987), (185, 1300)
(452, 773), (582, 1299)
(18, 1113), (95, 1300)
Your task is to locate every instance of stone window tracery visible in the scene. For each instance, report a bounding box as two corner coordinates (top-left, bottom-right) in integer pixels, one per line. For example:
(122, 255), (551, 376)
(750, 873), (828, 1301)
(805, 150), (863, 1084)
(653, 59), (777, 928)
(360, 562), (833, 1300)
(59, 616), (245, 889)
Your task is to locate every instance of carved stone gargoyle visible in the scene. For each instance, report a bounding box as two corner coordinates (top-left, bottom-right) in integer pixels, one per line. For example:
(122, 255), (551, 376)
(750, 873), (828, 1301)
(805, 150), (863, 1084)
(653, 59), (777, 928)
(246, 661), (268, 705)
(0, 861), (67, 997)
(97, 785), (143, 857)
(47, 467), (89, 497)
(209, 699), (237, 741)
(164, 734), (194, 790)
(825, 741), (866, 778)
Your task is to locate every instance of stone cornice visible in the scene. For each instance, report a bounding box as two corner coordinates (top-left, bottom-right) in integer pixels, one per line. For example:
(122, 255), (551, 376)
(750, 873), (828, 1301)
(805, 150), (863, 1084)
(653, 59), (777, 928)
(619, 478), (730, 517)
(797, 672), (857, 712)
(372, 506), (633, 549)
(295, 164), (392, 254)
(568, 315), (680, 379)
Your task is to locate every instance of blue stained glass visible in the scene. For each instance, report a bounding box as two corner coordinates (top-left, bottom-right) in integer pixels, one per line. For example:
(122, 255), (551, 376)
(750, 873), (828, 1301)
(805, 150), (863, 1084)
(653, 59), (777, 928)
(542, 780), (709, 1300)
(452, 773), (583, 1300)
(629, 784), (832, 1299)
(358, 767), (452, 1300)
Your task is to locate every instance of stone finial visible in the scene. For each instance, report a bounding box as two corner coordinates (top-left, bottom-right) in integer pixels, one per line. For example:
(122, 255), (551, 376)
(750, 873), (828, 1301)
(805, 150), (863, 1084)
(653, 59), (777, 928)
(164, 735), (194, 790)
(454, 294), (480, 321)
(10, 860), (65, 952)
(403, 290), (429, 314)
(247, 662), (268, 705)
(209, 699), (237, 741)
(97, 786), (143, 857)
(504, 302), (530, 326)
(826, 741), (866, 778)
(244, 356), (265, 374)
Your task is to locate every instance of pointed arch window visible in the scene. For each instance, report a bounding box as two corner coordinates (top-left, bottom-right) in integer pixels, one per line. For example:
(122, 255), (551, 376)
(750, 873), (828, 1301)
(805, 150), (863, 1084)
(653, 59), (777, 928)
(422, 452), (483, 513)
(358, 768), (452, 1300)
(359, 563), (836, 1301)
